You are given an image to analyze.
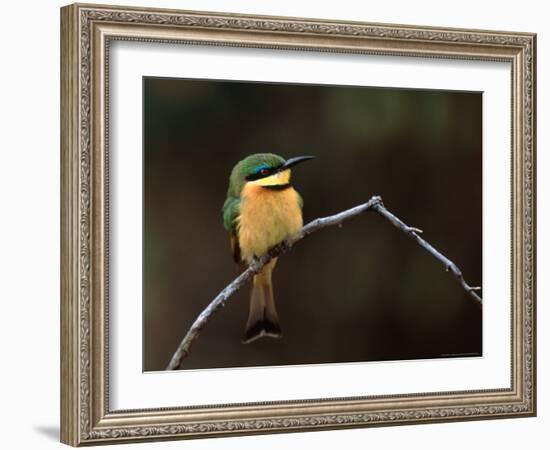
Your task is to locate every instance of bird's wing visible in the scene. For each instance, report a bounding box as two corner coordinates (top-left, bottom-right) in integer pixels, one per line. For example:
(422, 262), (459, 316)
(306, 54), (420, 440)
(222, 196), (240, 231)
(222, 196), (242, 263)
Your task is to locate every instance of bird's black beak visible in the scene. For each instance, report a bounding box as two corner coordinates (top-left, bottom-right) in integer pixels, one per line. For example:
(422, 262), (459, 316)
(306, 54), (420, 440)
(280, 156), (315, 170)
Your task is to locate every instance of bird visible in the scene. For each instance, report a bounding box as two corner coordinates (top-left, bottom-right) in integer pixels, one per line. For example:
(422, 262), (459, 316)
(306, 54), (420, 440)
(222, 153), (314, 344)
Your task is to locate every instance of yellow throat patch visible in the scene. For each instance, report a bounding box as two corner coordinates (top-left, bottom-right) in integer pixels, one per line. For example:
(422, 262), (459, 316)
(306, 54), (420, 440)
(250, 168), (291, 187)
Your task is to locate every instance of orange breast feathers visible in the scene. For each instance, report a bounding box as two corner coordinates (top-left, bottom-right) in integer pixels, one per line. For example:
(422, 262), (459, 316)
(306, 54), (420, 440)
(237, 183), (303, 263)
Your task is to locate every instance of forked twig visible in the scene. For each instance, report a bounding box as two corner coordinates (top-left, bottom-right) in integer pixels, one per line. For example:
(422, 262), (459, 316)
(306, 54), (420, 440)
(167, 195), (481, 370)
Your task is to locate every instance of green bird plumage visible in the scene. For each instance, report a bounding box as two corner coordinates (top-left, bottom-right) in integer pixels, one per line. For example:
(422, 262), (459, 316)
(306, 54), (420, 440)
(222, 153), (313, 343)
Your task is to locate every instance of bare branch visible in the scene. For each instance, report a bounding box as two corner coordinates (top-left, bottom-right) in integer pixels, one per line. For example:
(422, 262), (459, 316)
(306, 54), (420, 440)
(167, 195), (481, 370)
(372, 202), (482, 306)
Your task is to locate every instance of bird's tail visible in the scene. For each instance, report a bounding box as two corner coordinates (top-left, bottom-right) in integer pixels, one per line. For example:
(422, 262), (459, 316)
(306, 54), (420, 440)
(242, 258), (282, 344)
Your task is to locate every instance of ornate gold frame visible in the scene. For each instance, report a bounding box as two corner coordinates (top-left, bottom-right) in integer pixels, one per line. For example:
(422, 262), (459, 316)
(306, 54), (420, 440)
(60, 3), (536, 446)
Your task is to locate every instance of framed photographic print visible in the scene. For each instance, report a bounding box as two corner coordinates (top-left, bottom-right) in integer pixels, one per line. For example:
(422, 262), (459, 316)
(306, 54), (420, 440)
(60, 3), (537, 446)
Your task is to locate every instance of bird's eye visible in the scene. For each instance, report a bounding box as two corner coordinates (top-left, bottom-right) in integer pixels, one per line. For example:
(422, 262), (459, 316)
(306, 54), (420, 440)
(259, 168), (270, 176)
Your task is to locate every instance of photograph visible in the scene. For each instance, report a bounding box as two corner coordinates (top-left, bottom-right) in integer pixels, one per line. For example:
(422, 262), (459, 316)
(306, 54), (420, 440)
(0, 0), (545, 447)
(143, 77), (483, 372)
(59, 3), (536, 445)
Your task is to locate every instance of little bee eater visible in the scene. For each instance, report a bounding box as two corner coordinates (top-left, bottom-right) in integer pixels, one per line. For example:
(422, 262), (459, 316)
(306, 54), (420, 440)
(222, 153), (314, 344)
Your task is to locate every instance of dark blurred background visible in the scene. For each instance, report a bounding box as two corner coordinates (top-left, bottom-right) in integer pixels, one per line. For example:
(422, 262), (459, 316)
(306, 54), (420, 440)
(143, 77), (482, 372)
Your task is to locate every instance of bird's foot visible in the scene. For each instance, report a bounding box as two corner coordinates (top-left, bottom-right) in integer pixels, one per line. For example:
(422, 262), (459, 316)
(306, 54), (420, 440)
(248, 256), (266, 274)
